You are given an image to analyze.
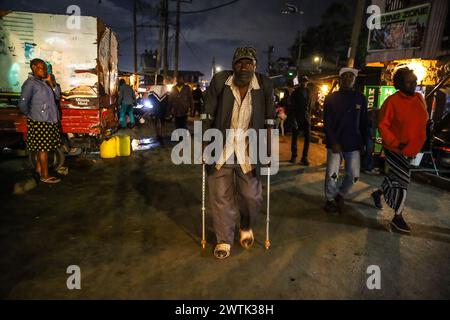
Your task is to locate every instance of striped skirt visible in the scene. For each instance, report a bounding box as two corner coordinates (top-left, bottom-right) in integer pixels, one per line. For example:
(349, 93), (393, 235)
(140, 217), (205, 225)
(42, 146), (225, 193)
(381, 149), (411, 214)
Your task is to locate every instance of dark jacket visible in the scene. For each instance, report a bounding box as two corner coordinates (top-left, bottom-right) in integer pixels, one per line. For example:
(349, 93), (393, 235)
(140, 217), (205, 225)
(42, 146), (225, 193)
(192, 88), (203, 104)
(323, 90), (368, 152)
(201, 71), (275, 170)
(287, 86), (312, 126)
(118, 83), (136, 106)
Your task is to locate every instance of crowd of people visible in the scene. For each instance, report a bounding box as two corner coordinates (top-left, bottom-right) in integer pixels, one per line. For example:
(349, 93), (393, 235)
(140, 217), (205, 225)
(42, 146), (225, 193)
(18, 47), (429, 260)
(200, 46), (428, 260)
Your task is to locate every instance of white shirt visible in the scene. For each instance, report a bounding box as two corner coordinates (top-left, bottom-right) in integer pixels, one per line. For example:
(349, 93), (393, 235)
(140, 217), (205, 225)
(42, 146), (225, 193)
(215, 74), (260, 174)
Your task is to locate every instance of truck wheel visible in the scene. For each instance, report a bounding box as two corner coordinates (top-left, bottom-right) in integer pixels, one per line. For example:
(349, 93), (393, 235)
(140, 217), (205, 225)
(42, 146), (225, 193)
(29, 147), (66, 171)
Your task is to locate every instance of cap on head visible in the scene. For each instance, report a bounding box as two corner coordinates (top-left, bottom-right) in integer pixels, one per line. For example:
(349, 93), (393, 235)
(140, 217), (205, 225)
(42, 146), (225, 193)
(339, 67), (359, 77)
(232, 46), (257, 65)
(30, 58), (45, 69)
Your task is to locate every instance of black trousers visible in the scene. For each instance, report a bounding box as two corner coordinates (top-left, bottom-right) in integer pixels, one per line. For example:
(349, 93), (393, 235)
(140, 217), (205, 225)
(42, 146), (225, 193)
(291, 121), (311, 159)
(192, 102), (202, 117)
(174, 116), (188, 129)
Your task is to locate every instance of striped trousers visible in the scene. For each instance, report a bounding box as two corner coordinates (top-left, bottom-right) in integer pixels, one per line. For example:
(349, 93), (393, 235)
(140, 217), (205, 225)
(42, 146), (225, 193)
(381, 149), (411, 215)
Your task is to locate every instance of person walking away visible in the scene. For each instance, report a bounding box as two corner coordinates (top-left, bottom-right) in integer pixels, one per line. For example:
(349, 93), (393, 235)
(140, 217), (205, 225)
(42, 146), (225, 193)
(201, 46), (275, 260)
(18, 58), (62, 184)
(118, 79), (136, 129)
(371, 67), (428, 233)
(149, 75), (169, 144)
(192, 83), (203, 117)
(323, 68), (368, 214)
(169, 75), (193, 130)
(288, 75), (312, 166)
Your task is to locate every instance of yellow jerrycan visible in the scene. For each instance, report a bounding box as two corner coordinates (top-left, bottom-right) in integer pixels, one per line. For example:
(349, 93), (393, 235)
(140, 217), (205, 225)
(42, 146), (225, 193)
(116, 135), (131, 157)
(100, 136), (117, 159)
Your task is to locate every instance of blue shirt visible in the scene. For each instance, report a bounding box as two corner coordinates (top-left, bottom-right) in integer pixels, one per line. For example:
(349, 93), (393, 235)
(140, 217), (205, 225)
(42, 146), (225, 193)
(18, 75), (60, 123)
(323, 90), (368, 152)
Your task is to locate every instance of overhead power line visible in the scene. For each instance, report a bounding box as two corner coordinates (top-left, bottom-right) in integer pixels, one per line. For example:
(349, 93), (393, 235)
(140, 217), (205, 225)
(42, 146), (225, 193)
(171, 0), (241, 14)
(180, 30), (210, 70)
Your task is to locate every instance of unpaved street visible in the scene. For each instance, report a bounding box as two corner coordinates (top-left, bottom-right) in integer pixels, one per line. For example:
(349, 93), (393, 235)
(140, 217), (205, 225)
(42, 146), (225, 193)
(1, 121), (449, 299)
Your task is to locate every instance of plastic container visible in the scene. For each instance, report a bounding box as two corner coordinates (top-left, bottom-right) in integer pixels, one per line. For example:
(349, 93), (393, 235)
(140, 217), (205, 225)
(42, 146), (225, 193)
(116, 135), (131, 157)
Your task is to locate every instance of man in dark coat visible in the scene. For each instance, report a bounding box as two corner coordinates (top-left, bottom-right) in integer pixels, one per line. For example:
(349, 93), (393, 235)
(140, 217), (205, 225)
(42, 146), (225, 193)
(201, 46), (275, 260)
(288, 75), (312, 166)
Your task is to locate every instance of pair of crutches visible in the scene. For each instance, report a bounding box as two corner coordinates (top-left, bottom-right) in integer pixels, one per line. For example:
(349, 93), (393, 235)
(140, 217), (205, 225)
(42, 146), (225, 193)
(200, 163), (271, 250)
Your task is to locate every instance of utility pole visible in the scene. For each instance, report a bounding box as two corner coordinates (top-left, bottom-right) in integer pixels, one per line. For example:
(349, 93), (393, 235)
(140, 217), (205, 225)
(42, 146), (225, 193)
(133, 0), (138, 76)
(265, 45), (274, 75)
(211, 56), (216, 78)
(155, 0), (164, 84)
(174, 0), (181, 82)
(172, 0), (191, 83)
(163, 0), (169, 82)
(296, 30), (303, 73)
(347, 0), (365, 68)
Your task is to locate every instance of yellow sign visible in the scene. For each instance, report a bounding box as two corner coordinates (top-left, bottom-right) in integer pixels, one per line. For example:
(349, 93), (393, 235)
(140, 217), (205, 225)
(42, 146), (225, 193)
(384, 59), (438, 86)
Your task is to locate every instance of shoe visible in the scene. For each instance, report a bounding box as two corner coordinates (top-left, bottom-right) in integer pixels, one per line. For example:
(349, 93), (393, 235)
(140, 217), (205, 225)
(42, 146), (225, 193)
(363, 168), (380, 175)
(335, 194), (344, 214)
(324, 200), (338, 214)
(371, 190), (383, 210)
(239, 229), (254, 250)
(214, 243), (231, 260)
(40, 176), (61, 184)
(391, 215), (411, 233)
(289, 157), (297, 164)
(300, 158), (310, 166)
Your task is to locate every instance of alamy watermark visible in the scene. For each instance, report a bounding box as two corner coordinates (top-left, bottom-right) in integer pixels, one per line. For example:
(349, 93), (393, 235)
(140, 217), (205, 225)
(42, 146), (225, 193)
(366, 5), (381, 30)
(366, 265), (381, 290)
(66, 265), (81, 290)
(170, 121), (280, 175)
(66, 5), (81, 30)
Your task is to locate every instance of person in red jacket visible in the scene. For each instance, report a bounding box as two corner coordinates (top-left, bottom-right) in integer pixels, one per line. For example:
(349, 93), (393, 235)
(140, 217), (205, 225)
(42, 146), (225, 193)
(371, 67), (428, 233)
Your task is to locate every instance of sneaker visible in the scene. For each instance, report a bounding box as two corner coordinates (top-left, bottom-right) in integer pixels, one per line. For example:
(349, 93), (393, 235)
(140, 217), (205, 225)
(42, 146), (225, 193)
(371, 190), (383, 210)
(289, 157), (297, 164)
(363, 168), (380, 175)
(324, 200), (338, 214)
(300, 158), (310, 166)
(391, 215), (411, 234)
(335, 194), (344, 214)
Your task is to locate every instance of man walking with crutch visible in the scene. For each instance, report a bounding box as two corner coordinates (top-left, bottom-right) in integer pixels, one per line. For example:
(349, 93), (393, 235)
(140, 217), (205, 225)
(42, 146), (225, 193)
(201, 46), (275, 260)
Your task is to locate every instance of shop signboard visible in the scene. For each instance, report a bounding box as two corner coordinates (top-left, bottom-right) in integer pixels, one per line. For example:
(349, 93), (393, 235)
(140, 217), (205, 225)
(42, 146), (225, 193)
(368, 4), (431, 52)
(364, 86), (397, 153)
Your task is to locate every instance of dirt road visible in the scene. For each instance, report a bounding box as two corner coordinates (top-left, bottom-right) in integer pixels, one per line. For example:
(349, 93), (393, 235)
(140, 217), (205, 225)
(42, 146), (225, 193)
(1, 121), (449, 299)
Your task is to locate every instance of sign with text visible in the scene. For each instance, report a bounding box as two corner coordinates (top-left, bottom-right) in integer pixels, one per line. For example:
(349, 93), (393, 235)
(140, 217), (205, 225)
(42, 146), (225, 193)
(367, 4), (431, 52)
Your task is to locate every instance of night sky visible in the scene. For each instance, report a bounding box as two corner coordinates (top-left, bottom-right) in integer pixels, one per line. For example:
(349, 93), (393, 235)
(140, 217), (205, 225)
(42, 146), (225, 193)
(0, 0), (350, 80)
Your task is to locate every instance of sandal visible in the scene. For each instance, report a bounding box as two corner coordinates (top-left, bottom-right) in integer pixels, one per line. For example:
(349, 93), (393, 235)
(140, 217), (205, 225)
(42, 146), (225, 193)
(240, 229), (254, 250)
(40, 176), (61, 184)
(214, 243), (231, 260)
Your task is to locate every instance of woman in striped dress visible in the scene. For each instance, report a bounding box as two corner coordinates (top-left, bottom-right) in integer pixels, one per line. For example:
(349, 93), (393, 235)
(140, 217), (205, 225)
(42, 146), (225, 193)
(371, 68), (428, 233)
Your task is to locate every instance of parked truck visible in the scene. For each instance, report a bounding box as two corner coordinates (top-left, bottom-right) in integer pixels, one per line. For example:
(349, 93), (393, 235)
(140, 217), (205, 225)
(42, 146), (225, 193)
(0, 10), (119, 167)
